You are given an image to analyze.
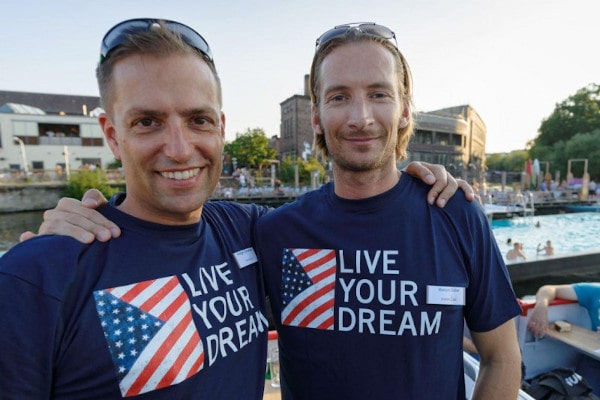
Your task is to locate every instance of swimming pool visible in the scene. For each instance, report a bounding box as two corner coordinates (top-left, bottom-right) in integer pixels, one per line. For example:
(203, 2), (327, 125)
(491, 212), (600, 261)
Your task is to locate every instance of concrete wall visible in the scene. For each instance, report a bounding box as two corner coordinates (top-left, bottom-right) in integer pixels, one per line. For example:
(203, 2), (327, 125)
(0, 183), (65, 212)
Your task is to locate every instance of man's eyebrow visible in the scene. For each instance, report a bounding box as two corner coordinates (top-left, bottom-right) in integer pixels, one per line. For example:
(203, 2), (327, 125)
(124, 107), (217, 119)
(180, 107), (217, 117)
(124, 108), (167, 119)
(323, 81), (396, 94)
(366, 81), (397, 91)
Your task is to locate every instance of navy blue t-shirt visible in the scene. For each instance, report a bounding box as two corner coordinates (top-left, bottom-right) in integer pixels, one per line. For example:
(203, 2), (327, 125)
(256, 174), (522, 400)
(0, 198), (269, 399)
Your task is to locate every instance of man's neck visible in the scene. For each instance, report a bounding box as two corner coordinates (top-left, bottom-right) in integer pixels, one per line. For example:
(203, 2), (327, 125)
(332, 166), (401, 200)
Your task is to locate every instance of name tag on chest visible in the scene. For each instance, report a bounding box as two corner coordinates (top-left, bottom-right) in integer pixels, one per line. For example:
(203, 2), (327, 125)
(234, 247), (258, 269)
(426, 285), (465, 306)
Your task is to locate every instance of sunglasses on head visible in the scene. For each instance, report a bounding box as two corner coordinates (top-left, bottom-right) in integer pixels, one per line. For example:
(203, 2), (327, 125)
(100, 18), (213, 64)
(315, 22), (397, 50)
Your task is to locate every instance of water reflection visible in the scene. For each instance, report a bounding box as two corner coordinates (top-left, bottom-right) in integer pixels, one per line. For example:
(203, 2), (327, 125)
(0, 211), (44, 251)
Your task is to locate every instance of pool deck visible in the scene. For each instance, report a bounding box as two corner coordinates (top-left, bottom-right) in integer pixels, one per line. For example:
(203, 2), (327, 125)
(506, 249), (600, 283)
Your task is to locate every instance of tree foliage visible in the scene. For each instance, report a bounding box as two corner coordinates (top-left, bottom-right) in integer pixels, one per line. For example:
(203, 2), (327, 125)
(485, 82), (600, 181)
(533, 131), (600, 179)
(224, 128), (276, 169)
(64, 170), (118, 200)
(535, 84), (600, 147)
(529, 84), (600, 180)
(485, 150), (529, 172)
(279, 156), (326, 186)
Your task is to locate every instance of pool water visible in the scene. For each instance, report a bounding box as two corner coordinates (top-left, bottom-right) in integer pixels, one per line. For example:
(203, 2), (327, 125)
(491, 212), (600, 260)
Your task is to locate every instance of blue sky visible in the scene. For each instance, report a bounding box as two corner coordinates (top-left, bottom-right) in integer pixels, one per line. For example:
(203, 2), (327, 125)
(1, 0), (598, 153)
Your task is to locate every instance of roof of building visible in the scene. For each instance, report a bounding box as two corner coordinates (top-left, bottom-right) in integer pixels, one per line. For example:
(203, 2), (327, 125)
(0, 90), (100, 116)
(0, 103), (46, 115)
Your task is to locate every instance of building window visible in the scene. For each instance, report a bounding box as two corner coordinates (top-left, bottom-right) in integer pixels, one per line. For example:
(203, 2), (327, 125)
(414, 129), (432, 144)
(12, 120), (38, 136)
(451, 134), (463, 147)
(39, 123), (80, 138)
(80, 123), (103, 138)
(435, 132), (450, 146)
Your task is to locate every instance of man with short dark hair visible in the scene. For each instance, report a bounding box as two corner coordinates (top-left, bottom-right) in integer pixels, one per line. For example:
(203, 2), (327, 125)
(0, 19), (270, 399)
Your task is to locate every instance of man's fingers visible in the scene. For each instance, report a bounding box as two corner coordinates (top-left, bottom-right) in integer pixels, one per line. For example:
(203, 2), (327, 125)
(19, 231), (37, 242)
(39, 218), (97, 243)
(456, 179), (476, 202)
(404, 161), (436, 185)
(40, 199), (121, 242)
(427, 171), (457, 208)
(528, 322), (547, 338)
(403, 161), (476, 207)
(38, 212), (116, 243)
(81, 189), (108, 208)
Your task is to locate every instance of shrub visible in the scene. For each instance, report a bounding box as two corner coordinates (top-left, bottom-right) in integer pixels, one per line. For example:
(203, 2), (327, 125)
(64, 170), (118, 200)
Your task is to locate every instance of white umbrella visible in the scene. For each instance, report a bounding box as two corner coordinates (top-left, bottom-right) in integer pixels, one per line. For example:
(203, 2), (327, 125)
(532, 159), (541, 189)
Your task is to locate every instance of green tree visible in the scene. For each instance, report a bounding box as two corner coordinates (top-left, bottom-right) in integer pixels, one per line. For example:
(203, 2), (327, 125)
(224, 128), (276, 169)
(564, 130), (600, 179)
(535, 84), (600, 147)
(485, 150), (530, 172)
(529, 84), (600, 180)
(279, 156), (326, 186)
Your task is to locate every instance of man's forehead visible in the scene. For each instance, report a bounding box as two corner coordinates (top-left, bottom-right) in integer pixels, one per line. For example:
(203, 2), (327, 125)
(109, 55), (221, 113)
(319, 43), (398, 89)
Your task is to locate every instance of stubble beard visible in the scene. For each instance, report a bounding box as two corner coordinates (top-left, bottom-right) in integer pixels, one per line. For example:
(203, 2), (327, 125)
(322, 124), (394, 173)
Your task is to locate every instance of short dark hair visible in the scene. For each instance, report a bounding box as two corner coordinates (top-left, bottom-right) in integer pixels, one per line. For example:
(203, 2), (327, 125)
(96, 20), (222, 114)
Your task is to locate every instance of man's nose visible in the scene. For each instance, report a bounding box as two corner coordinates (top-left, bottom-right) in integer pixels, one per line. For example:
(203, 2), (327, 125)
(164, 122), (193, 161)
(347, 98), (374, 130)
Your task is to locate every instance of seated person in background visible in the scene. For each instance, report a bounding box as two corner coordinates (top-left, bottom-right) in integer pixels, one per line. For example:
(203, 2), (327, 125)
(506, 242), (527, 261)
(536, 240), (554, 256)
(527, 283), (600, 395)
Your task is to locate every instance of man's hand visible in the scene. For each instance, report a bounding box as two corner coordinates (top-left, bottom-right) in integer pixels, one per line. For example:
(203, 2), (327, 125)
(19, 189), (119, 244)
(404, 161), (476, 207)
(527, 305), (550, 338)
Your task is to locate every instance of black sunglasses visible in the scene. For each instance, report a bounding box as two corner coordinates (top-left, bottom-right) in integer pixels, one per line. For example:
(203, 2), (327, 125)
(100, 18), (213, 64)
(315, 22), (397, 50)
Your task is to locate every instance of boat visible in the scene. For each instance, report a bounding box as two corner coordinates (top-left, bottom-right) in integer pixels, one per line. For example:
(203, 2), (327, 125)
(464, 297), (599, 399)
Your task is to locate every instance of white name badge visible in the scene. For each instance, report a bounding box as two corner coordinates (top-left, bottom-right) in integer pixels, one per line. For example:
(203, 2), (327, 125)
(233, 247), (258, 269)
(426, 285), (466, 306)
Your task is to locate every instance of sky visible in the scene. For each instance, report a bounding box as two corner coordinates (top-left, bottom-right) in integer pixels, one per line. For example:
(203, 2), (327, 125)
(1, 0), (598, 153)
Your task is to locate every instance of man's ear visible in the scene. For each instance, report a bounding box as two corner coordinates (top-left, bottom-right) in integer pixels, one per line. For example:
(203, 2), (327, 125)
(311, 105), (323, 136)
(400, 102), (411, 128)
(99, 113), (121, 161)
(220, 111), (226, 140)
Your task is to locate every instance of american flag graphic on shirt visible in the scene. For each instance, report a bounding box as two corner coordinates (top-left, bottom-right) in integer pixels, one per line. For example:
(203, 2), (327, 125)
(93, 276), (203, 397)
(281, 248), (336, 330)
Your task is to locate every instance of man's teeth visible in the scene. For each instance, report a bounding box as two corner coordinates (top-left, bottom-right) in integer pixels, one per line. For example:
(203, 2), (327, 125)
(161, 168), (200, 180)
